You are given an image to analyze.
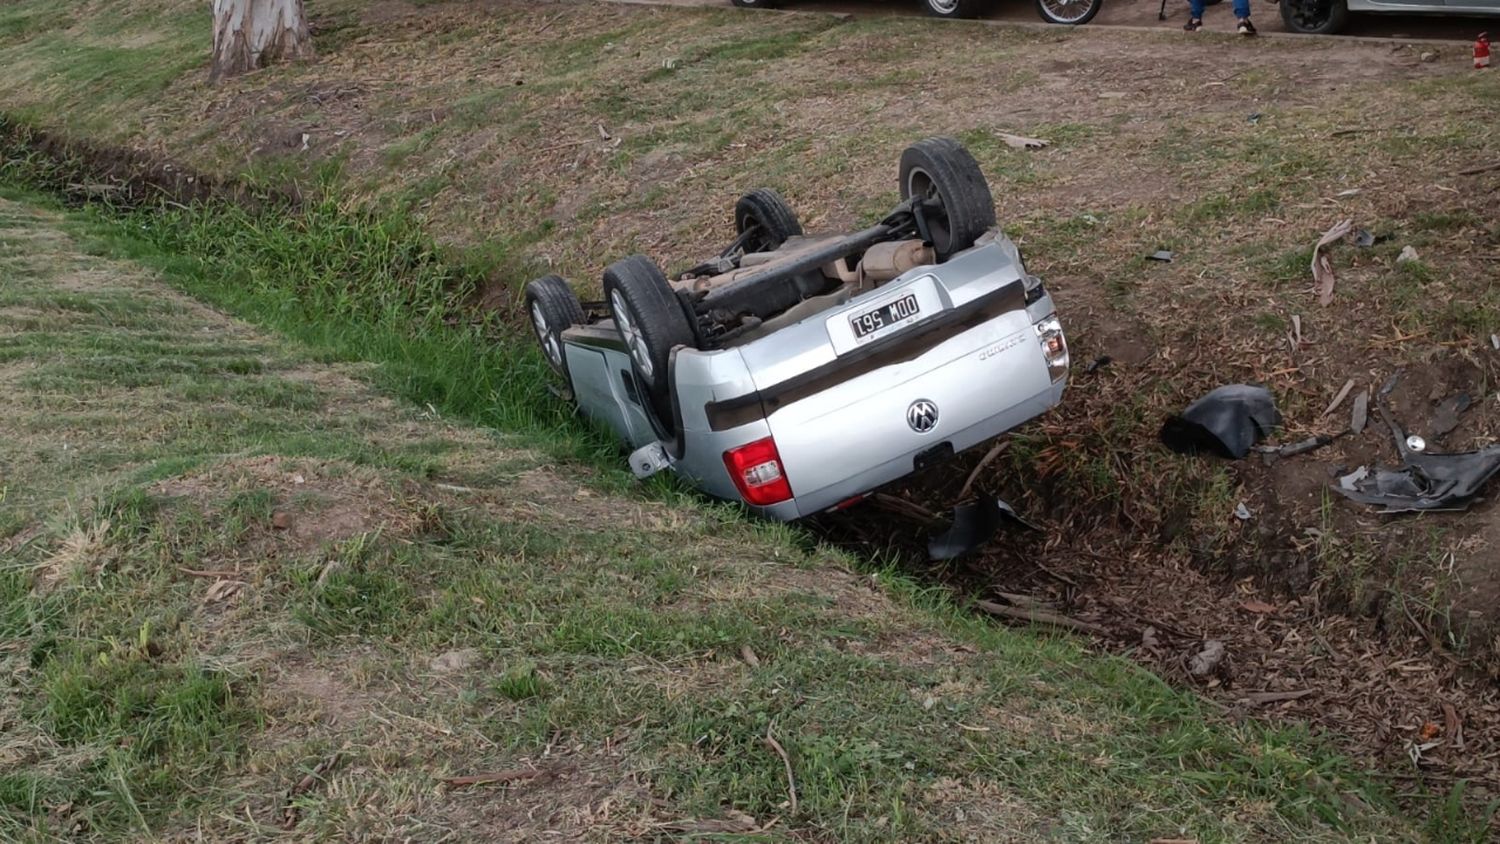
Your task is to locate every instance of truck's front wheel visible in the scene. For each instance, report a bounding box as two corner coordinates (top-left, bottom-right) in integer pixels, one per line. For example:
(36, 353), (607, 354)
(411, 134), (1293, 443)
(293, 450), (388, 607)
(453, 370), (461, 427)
(602, 255), (695, 422)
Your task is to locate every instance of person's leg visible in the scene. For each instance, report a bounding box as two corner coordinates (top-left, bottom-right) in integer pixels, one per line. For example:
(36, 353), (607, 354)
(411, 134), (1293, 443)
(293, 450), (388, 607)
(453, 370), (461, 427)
(1187, 0), (1205, 23)
(1232, 0), (1250, 17)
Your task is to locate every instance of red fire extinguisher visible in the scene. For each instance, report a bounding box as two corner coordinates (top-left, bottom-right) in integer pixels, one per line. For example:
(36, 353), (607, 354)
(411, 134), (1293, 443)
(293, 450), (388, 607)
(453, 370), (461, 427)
(1477, 32), (1491, 69)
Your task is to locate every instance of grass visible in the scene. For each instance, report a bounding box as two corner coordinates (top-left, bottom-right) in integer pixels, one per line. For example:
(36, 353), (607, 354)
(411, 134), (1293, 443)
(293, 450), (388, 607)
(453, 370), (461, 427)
(0, 167), (1428, 840)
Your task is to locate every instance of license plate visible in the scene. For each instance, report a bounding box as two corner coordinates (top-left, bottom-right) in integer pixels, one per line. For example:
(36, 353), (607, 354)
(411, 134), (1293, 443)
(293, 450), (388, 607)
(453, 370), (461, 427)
(849, 292), (920, 339)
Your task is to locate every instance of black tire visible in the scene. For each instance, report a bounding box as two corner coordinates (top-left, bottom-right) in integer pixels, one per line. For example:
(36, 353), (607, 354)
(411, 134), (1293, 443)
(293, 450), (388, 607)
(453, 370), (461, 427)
(602, 255), (695, 418)
(898, 137), (996, 261)
(921, 0), (984, 17)
(524, 275), (585, 381)
(1279, 0), (1348, 34)
(734, 188), (803, 254)
(1034, 0), (1101, 24)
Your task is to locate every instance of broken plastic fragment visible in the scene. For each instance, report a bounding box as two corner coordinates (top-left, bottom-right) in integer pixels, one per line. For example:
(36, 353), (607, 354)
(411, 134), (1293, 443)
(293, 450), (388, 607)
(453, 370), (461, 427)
(1335, 448), (1500, 513)
(1147, 250), (1175, 262)
(1234, 502), (1252, 521)
(1161, 384), (1281, 459)
(928, 494), (1036, 561)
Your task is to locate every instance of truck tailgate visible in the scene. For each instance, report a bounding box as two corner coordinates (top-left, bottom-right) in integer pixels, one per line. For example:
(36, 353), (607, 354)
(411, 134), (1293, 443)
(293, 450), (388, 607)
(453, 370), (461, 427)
(762, 293), (1051, 504)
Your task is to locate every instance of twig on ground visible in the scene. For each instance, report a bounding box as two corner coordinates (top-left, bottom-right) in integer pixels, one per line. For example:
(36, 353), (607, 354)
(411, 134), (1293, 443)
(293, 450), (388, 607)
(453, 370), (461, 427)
(974, 599), (1109, 636)
(872, 493), (941, 525)
(1238, 689), (1314, 705)
(957, 441), (1008, 500)
(1034, 560), (1080, 587)
(179, 567), (240, 578)
(1457, 161), (1500, 176)
(442, 766), (560, 789)
(764, 725), (798, 816)
(282, 752), (341, 829)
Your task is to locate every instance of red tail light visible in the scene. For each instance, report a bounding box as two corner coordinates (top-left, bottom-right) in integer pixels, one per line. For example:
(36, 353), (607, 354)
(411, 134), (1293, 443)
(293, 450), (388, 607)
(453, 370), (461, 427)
(722, 437), (793, 506)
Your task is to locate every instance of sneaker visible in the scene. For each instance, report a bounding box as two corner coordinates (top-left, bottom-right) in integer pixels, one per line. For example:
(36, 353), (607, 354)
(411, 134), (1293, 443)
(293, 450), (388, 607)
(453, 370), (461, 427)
(1237, 18), (1257, 35)
(1183, 17), (1203, 30)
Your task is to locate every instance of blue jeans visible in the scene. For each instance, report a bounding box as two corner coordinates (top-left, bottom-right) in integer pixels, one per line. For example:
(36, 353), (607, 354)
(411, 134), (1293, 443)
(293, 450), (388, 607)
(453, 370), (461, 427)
(1190, 0), (1250, 18)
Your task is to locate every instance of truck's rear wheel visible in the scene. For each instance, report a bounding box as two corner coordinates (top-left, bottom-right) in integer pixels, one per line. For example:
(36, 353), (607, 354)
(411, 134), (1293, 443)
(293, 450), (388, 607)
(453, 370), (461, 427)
(524, 274), (585, 381)
(734, 188), (803, 254)
(921, 0), (983, 17)
(899, 137), (996, 261)
(602, 255), (695, 420)
(1279, 0), (1348, 33)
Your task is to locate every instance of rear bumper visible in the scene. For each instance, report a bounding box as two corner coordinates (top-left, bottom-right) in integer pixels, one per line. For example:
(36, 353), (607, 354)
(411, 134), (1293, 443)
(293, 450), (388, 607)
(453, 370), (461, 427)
(755, 378), (1065, 520)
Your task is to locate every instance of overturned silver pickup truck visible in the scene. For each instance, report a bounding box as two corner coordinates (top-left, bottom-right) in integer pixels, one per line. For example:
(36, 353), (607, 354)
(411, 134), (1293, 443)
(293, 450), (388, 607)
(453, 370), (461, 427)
(525, 137), (1068, 520)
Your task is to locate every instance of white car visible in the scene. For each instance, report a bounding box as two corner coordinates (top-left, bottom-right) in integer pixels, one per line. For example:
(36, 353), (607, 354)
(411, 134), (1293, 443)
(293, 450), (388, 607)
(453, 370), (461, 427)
(1280, 0), (1500, 34)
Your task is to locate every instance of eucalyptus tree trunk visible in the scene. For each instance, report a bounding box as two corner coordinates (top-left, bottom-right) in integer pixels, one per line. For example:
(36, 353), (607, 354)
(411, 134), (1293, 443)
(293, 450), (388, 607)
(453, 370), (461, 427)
(209, 0), (313, 83)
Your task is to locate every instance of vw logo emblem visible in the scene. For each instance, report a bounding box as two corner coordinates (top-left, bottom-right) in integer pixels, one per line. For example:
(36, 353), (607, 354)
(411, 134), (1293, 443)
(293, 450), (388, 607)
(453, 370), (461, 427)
(907, 399), (939, 434)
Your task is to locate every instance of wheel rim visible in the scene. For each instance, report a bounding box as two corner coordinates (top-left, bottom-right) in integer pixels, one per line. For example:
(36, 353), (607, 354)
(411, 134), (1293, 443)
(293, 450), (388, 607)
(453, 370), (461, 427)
(531, 302), (563, 369)
(905, 166), (952, 255)
(1285, 0), (1330, 29)
(1039, 0), (1093, 23)
(610, 289), (654, 379)
(926, 0), (961, 13)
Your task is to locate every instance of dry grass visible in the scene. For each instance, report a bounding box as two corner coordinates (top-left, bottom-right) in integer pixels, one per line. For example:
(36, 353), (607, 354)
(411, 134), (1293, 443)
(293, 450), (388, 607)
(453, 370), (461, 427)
(0, 192), (1429, 840)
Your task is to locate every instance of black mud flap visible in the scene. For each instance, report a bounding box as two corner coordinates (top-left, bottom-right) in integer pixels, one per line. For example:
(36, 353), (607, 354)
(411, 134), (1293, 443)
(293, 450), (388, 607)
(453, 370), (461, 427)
(928, 494), (1038, 561)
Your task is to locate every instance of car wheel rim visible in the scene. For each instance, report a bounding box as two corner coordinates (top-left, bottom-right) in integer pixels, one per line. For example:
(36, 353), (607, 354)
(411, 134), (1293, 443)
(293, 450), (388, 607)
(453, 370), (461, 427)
(906, 166), (952, 255)
(1288, 0), (1328, 28)
(531, 302), (562, 368)
(926, 0), (960, 13)
(1039, 0), (1091, 22)
(610, 289), (654, 379)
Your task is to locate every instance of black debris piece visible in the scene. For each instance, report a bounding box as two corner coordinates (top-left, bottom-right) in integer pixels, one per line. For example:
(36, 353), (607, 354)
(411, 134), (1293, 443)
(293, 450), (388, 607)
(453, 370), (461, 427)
(1335, 401), (1500, 512)
(1353, 228), (1377, 248)
(928, 494), (1037, 561)
(1084, 355), (1113, 375)
(1161, 384), (1281, 459)
(1258, 432), (1341, 461)
(1335, 448), (1500, 513)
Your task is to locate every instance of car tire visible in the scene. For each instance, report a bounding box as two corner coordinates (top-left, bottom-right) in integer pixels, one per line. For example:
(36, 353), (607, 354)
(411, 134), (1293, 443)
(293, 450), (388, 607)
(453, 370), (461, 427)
(1034, 0), (1101, 25)
(1279, 0), (1348, 34)
(524, 274), (585, 381)
(898, 137), (997, 261)
(734, 188), (803, 254)
(602, 255), (696, 419)
(921, 0), (984, 17)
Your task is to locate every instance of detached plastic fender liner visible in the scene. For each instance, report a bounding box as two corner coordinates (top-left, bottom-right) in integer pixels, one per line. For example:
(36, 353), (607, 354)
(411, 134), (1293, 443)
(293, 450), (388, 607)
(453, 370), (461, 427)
(703, 278), (1028, 432)
(1160, 384), (1280, 459)
(928, 494), (1037, 561)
